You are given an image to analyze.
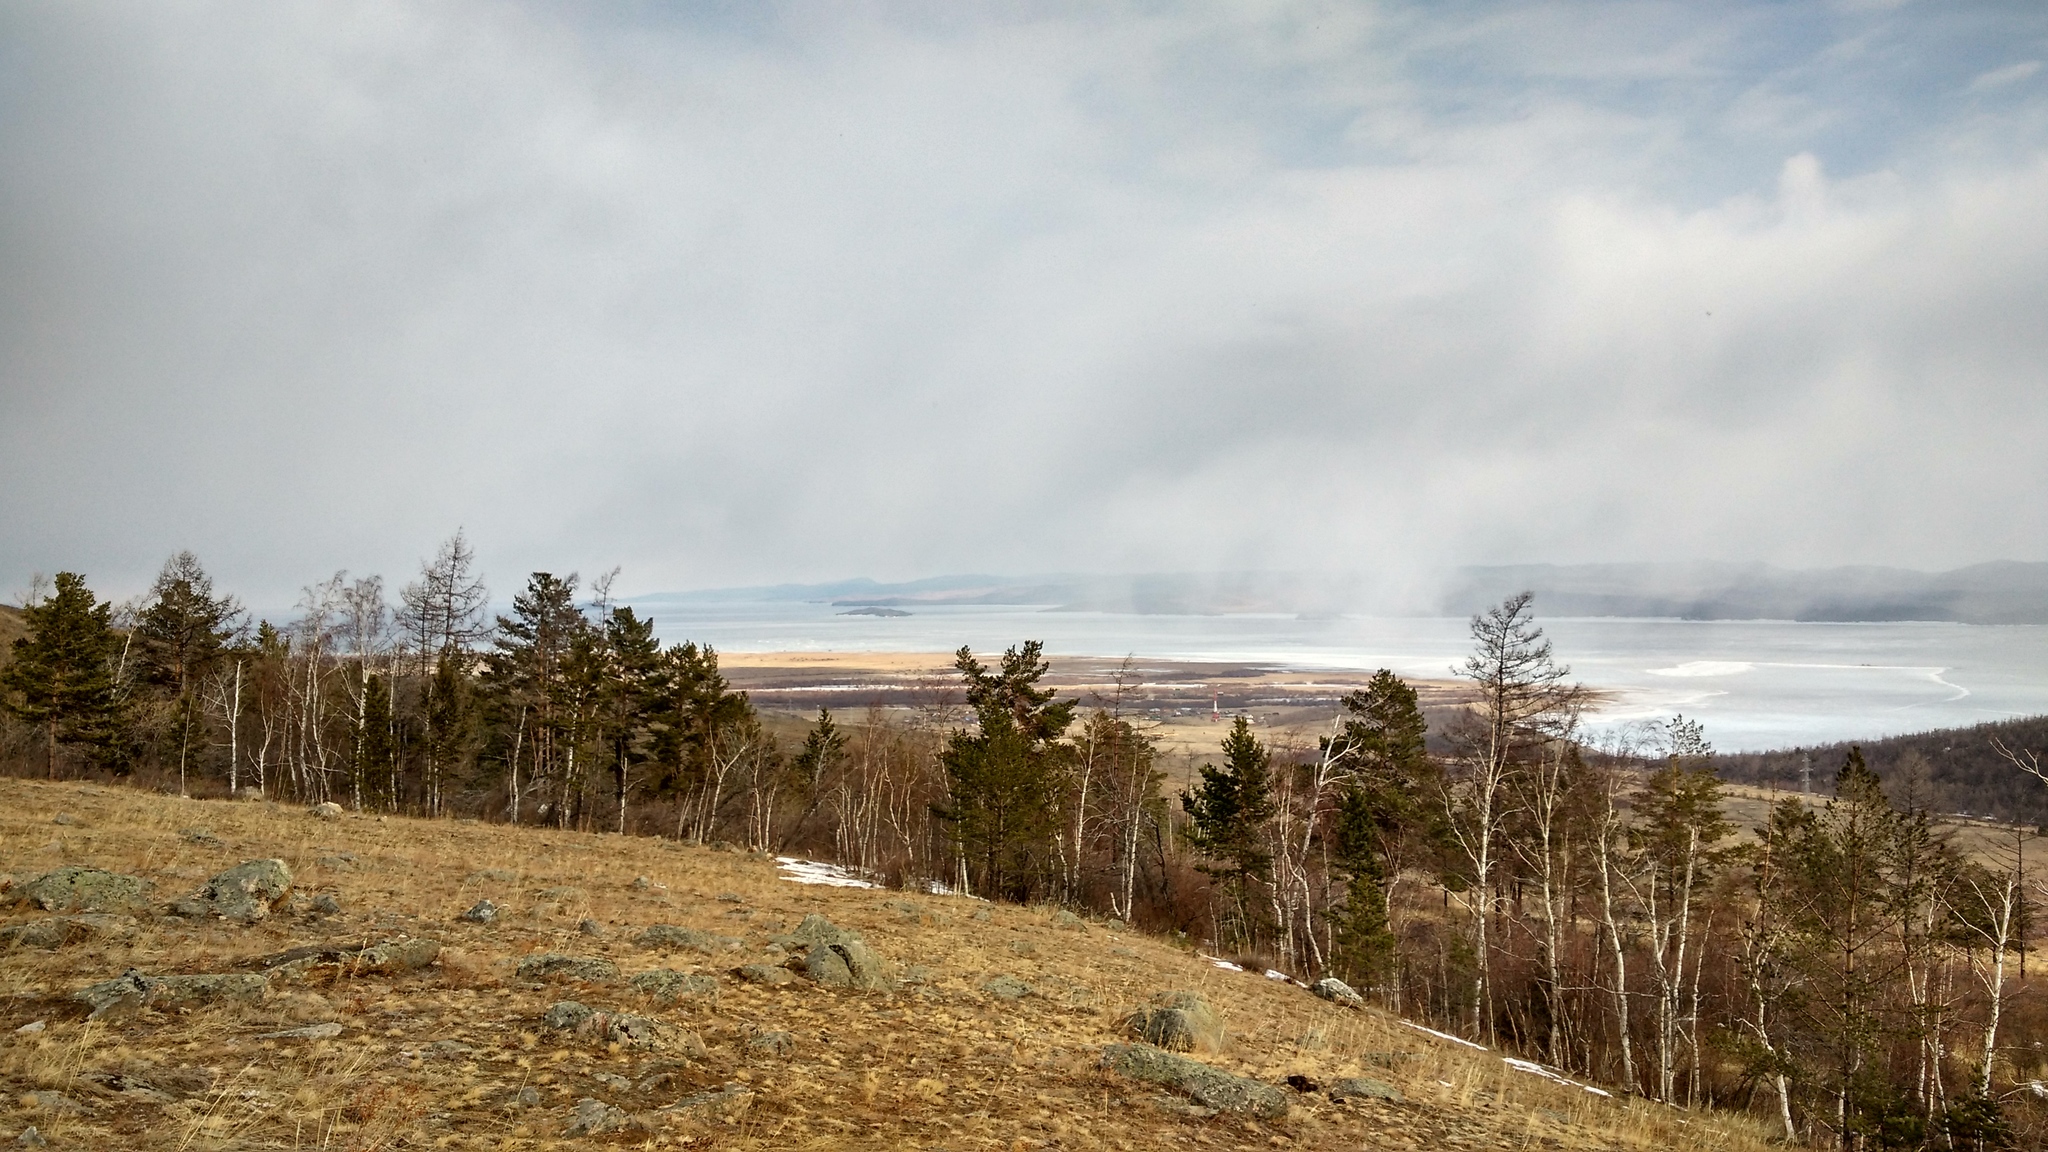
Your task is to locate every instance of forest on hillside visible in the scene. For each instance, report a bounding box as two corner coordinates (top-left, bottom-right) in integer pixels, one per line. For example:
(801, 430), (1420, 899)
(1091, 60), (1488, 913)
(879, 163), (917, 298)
(1721, 719), (2048, 829)
(8, 540), (2048, 1149)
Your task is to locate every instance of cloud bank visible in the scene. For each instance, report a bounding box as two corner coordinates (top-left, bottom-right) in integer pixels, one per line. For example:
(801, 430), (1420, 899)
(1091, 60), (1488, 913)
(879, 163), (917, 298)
(2, 1), (2046, 607)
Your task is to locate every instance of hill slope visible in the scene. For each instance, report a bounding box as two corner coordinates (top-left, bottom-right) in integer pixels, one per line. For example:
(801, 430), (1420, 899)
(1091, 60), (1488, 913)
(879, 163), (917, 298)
(0, 780), (1774, 1150)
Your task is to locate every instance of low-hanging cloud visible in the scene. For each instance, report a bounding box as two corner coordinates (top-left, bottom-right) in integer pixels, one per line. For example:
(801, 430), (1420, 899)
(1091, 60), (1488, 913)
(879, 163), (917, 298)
(2, 1), (2045, 609)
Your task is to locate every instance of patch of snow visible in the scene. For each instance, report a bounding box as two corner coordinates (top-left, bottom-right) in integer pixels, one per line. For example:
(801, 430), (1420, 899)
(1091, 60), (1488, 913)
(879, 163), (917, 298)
(1199, 954), (1247, 972)
(1263, 969), (1296, 984)
(1402, 1020), (1488, 1051)
(1504, 1057), (1613, 1097)
(774, 857), (877, 889)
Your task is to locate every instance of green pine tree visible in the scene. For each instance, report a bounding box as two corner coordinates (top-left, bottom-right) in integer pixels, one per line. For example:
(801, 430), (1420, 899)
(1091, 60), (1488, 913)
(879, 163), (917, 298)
(1, 572), (122, 778)
(1181, 715), (1278, 951)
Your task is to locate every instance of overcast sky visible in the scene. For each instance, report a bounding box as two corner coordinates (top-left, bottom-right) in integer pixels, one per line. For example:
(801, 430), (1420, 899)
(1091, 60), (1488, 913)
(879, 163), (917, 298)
(3, 1), (2046, 609)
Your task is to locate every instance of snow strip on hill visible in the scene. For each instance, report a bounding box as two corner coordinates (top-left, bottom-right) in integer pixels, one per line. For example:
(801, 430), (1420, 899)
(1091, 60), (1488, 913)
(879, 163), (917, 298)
(774, 857), (877, 889)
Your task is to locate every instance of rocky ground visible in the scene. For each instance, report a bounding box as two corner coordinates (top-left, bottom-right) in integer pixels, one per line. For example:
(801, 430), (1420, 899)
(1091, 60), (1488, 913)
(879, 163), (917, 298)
(0, 778), (1776, 1150)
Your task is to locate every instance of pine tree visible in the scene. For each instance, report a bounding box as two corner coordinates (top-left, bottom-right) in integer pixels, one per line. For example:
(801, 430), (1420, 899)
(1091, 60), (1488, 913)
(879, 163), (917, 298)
(135, 552), (242, 794)
(1, 572), (121, 777)
(1327, 670), (1436, 987)
(1182, 715), (1278, 951)
(939, 643), (1076, 901)
(356, 673), (397, 810)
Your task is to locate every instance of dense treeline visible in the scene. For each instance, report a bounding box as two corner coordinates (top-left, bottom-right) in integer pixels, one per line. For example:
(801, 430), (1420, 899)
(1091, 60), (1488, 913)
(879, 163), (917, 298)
(8, 550), (2048, 1148)
(1720, 717), (2048, 830)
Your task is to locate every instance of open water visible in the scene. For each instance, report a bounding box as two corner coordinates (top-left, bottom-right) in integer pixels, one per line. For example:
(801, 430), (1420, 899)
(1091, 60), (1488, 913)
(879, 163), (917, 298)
(621, 597), (2048, 753)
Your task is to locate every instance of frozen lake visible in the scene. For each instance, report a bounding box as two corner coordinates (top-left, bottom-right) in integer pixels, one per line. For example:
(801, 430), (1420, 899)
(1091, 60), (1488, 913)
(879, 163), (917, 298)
(621, 597), (2048, 752)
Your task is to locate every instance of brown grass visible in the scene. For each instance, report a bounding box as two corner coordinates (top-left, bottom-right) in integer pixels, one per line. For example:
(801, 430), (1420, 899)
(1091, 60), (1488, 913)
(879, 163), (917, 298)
(0, 778), (1783, 1150)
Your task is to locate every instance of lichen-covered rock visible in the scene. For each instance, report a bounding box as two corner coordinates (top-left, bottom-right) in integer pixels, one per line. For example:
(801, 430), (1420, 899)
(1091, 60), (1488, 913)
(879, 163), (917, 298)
(459, 898), (498, 924)
(1310, 976), (1366, 1009)
(788, 913), (855, 945)
(1124, 992), (1225, 1053)
(310, 802), (343, 821)
(638, 924), (740, 953)
(309, 893), (342, 916)
(1327, 1076), (1403, 1103)
(1051, 908), (1087, 931)
(629, 969), (719, 1004)
(75, 969), (155, 1020)
(0, 914), (138, 950)
(173, 859), (293, 924)
(347, 937), (440, 974)
(1100, 1044), (1287, 1119)
(517, 953), (619, 983)
(605, 1014), (674, 1050)
(13, 866), (148, 915)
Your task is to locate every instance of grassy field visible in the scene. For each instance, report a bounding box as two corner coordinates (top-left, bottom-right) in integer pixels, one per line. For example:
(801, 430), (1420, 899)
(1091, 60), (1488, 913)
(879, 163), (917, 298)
(0, 778), (1784, 1151)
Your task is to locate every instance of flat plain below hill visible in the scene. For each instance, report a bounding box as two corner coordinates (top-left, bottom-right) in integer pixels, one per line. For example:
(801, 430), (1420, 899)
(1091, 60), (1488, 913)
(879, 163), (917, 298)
(718, 651), (1475, 763)
(0, 779), (1775, 1151)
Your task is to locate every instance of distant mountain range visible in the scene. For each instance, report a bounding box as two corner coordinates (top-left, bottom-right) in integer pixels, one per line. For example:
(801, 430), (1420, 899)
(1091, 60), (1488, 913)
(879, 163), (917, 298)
(634, 561), (2048, 624)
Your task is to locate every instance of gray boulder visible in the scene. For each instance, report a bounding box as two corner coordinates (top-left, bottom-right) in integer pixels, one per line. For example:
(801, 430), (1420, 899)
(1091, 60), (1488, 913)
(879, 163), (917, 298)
(1100, 1044), (1287, 1119)
(74, 969), (156, 1020)
(1051, 908), (1087, 931)
(347, 937), (440, 974)
(173, 859), (294, 924)
(310, 802), (343, 821)
(605, 1013), (676, 1051)
(639, 924), (740, 953)
(629, 969), (719, 1004)
(13, 866), (148, 915)
(460, 899), (499, 924)
(1310, 977), (1366, 1009)
(1124, 992), (1225, 1053)
(518, 953), (619, 983)
(788, 913), (856, 945)
(1327, 1076), (1403, 1103)
(662, 1084), (753, 1123)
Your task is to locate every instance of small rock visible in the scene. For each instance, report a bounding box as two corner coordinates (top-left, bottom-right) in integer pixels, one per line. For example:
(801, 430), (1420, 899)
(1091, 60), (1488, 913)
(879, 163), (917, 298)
(173, 859), (294, 924)
(75, 969), (156, 1019)
(982, 975), (1033, 1001)
(638, 924), (740, 953)
(310, 802), (344, 820)
(310, 893), (342, 916)
(607, 1014), (675, 1050)
(535, 886), (586, 903)
(747, 1030), (794, 1056)
(426, 1039), (475, 1059)
(180, 827), (223, 847)
(16, 1020), (45, 1034)
(1100, 1044), (1287, 1119)
(1008, 939), (1037, 957)
(258, 1022), (342, 1040)
(543, 1001), (596, 1032)
(1286, 1074), (1320, 1093)
(736, 963), (794, 986)
(716, 892), (745, 903)
(1328, 1076), (1403, 1103)
(514, 1086), (541, 1107)
(518, 953), (619, 983)
(566, 1097), (629, 1136)
(1124, 992), (1225, 1054)
(346, 937), (440, 973)
(629, 969), (719, 1004)
(577, 918), (604, 937)
(460, 898), (499, 924)
(1051, 908), (1087, 930)
(593, 1072), (631, 1091)
(13, 866), (149, 914)
(16, 1126), (46, 1147)
(315, 853), (358, 870)
(630, 875), (661, 891)
(1309, 976), (1366, 1009)
(51, 813), (80, 826)
(971, 907), (992, 922)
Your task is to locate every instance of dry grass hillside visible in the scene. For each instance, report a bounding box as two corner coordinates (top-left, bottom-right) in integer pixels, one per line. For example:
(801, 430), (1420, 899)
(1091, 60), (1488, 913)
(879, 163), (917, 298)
(0, 779), (1780, 1151)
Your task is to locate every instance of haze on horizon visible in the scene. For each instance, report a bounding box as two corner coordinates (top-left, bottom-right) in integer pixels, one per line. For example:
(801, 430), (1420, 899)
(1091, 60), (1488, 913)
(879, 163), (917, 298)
(4, 2), (2047, 609)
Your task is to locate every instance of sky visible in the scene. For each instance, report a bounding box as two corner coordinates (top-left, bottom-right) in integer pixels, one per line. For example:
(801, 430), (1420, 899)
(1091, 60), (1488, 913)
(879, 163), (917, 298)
(3, 1), (2047, 610)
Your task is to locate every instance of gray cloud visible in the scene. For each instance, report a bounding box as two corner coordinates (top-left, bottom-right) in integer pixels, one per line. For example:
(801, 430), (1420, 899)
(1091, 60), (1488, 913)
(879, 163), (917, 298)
(2, 1), (2046, 609)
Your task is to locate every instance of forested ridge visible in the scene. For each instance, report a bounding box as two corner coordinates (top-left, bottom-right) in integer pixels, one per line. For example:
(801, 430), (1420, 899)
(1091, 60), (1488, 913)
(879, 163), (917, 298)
(1721, 719), (2048, 829)
(8, 543), (2048, 1148)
